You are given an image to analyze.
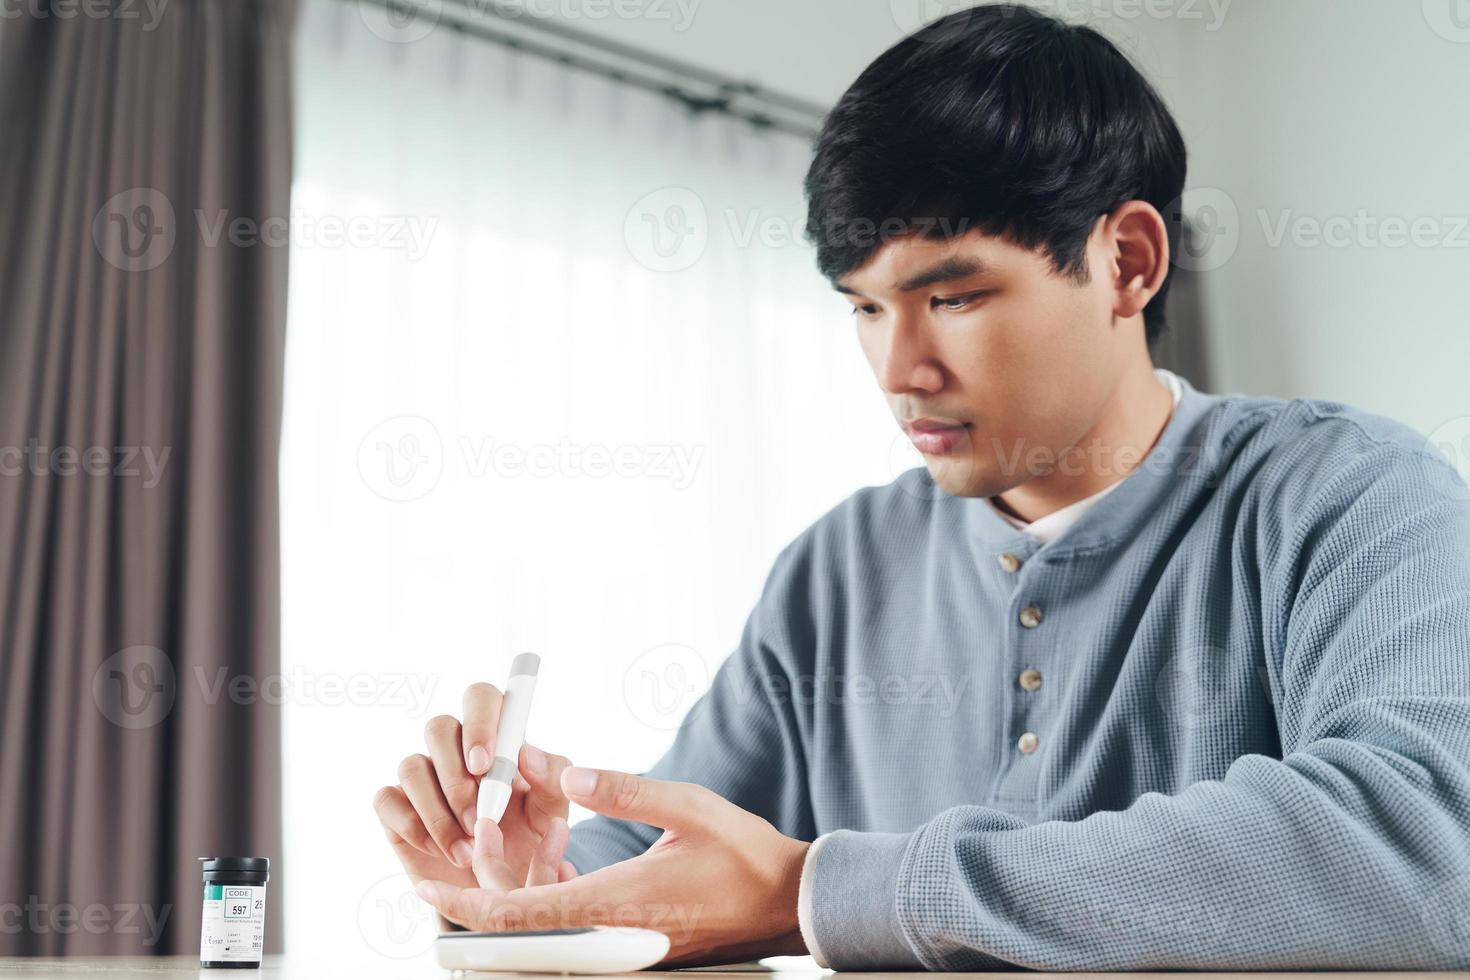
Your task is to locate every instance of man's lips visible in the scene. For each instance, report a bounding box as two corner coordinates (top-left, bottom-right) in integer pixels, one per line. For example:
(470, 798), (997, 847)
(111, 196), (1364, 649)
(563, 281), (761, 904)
(902, 417), (971, 456)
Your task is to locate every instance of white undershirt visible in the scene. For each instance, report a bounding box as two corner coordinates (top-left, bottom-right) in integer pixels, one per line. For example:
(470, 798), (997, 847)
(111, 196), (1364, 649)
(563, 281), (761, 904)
(985, 367), (1184, 545)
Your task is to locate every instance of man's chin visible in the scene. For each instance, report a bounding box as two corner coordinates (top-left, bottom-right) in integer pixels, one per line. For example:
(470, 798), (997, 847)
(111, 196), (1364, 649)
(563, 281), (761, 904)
(923, 454), (999, 499)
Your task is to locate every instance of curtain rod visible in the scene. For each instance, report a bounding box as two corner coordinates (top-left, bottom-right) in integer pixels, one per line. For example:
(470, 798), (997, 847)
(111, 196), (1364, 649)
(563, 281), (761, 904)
(351, 0), (829, 140)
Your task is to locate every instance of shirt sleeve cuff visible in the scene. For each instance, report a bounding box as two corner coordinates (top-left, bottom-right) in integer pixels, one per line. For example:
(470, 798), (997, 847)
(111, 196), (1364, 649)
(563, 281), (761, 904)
(798, 829), (925, 970)
(796, 833), (832, 967)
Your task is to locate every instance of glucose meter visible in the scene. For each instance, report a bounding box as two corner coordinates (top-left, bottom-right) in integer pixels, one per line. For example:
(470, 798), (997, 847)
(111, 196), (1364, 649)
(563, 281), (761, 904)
(435, 926), (671, 974)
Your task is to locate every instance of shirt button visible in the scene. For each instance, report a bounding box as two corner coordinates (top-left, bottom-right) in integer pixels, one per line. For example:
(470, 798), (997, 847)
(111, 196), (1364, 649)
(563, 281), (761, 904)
(1019, 668), (1042, 692)
(1017, 731), (1040, 754)
(997, 552), (1022, 573)
(1019, 605), (1043, 628)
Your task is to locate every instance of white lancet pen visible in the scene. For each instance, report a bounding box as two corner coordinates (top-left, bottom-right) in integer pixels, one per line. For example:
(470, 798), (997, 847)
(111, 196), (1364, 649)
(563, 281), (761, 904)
(477, 652), (540, 824)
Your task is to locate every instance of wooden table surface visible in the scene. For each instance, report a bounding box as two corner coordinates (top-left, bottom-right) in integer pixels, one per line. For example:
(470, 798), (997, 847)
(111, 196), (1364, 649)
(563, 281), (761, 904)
(0, 957), (1466, 979)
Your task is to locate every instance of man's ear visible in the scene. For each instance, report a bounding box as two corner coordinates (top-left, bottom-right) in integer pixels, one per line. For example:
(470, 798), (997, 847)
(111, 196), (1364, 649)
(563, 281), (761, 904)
(1102, 201), (1170, 321)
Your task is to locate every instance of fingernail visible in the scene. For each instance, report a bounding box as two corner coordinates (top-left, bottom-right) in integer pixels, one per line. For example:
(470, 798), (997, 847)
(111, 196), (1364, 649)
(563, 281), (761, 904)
(467, 746), (490, 773)
(562, 766), (597, 797)
(462, 808), (477, 835)
(415, 880), (437, 903)
(524, 743), (547, 775)
(451, 840), (473, 867)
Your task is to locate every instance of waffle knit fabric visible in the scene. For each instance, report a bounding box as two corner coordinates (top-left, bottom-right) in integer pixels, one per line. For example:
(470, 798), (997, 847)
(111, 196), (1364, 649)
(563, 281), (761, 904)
(565, 373), (1470, 970)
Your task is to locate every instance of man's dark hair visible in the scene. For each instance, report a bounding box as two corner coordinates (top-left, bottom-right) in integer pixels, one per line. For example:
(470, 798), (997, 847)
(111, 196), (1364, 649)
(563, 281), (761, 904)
(804, 4), (1188, 347)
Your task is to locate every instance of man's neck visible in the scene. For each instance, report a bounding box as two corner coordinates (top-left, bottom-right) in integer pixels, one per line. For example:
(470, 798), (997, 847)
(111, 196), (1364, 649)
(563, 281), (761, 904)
(992, 365), (1175, 525)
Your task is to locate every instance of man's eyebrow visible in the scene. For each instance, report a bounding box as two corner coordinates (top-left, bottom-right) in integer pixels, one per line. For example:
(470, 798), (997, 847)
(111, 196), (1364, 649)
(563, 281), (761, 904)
(834, 257), (991, 297)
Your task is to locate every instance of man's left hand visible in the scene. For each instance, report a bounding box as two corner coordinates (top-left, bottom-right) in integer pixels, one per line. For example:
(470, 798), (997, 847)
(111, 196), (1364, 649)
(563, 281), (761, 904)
(413, 767), (811, 966)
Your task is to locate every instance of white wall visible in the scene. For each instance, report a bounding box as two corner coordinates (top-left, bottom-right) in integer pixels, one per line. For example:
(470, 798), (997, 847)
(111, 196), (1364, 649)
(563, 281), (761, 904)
(1161, 0), (1470, 438)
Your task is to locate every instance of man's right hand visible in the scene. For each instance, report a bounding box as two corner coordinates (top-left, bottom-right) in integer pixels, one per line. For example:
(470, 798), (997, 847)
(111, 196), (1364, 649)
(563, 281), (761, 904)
(373, 682), (579, 893)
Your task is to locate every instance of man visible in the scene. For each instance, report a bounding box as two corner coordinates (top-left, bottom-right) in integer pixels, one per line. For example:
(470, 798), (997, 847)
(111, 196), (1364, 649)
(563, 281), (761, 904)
(372, 4), (1470, 969)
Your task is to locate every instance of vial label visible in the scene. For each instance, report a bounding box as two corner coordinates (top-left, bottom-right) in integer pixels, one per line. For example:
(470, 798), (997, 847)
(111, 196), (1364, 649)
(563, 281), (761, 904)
(200, 883), (266, 963)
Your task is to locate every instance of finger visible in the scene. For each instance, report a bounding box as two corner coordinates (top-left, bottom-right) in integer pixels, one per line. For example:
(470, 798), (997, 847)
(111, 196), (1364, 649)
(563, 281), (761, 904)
(462, 683), (504, 776)
(560, 767), (716, 830)
(520, 744), (572, 833)
(558, 861), (578, 883)
(472, 818), (520, 893)
(465, 873), (617, 932)
(372, 785), (437, 857)
(415, 880), (502, 931)
(399, 754), (474, 869)
(525, 816), (569, 888)
(424, 714), (477, 836)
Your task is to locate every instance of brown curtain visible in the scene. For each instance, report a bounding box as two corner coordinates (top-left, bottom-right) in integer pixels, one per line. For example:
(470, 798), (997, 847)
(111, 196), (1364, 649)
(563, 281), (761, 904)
(0, 0), (295, 955)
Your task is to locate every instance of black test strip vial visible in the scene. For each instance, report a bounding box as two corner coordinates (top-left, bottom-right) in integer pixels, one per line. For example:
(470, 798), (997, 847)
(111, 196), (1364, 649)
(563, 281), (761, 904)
(199, 857), (270, 968)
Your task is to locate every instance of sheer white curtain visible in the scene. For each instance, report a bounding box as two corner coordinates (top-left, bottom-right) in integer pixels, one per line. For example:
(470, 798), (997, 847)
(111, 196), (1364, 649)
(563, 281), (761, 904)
(281, 0), (911, 961)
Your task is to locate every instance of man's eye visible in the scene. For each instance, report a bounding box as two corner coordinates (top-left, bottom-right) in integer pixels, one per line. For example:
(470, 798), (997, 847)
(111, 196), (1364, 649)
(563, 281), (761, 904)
(850, 304), (880, 318)
(933, 292), (987, 312)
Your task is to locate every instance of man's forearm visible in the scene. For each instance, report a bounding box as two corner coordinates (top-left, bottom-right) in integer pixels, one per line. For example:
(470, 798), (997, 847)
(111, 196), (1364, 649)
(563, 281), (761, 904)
(798, 736), (1470, 970)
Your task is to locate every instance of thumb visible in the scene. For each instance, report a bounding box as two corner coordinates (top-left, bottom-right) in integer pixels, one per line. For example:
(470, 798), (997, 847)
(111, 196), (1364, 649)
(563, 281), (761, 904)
(560, 767), (716, 830)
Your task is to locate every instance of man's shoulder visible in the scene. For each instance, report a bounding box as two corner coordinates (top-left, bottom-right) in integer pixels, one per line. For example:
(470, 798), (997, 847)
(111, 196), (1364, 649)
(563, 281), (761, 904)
(1208, 390), (1433, 461)
(1194, 391), (1470, 575)
(1202, 390), (1450, 499)
(800, 469), (959, 547)
(765, 470), (960, 582)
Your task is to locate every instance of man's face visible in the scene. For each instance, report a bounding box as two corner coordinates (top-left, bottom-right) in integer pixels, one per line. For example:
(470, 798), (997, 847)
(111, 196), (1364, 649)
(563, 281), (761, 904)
(837, 224), (1124, 498)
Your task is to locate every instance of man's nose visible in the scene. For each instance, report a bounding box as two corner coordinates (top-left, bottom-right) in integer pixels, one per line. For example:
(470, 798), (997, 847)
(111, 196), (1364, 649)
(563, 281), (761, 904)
(877, 316), (943, 395)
